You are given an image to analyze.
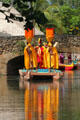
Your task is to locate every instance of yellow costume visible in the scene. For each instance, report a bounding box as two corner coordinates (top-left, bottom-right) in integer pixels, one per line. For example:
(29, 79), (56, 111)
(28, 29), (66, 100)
(46, 43), (59, 69)
(24, 43), (37, 69)
(46, 28), (59, 69)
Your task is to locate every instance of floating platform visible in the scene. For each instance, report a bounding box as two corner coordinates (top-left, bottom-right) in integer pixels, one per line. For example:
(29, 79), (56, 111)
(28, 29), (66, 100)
(19, 69), (63, 81)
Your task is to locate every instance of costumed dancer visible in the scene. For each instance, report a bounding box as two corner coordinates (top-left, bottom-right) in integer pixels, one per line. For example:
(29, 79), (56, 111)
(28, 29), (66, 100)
(46, 42), (59, 69)
(35, 38), (47, 68)
(24, 29), (37, 69)
(46, 28), (59, 69)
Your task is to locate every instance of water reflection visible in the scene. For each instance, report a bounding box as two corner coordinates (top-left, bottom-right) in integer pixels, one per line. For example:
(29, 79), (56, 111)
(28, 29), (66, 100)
(23, 79), (59, 120)
(59, 70), (80, 120)
(1, 69), (80, 120)
(61, 70), (80, 90)
(0, 75), (24, 120)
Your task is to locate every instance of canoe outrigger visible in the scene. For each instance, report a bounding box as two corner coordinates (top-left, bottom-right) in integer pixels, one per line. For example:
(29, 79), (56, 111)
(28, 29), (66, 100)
(59, 53), (78, 70)
(59, 62), (74, 70)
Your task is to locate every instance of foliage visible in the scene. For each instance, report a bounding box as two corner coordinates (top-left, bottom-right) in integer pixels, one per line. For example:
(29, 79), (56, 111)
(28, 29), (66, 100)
(1, 0), (48, 31)
(59, 5), (73, 33)
(44, 4), (66, 34)
(49, 0), (80, 7)
(59, 5), (80, 34)
(1, 0), (11, 3)
(1, 0), (80, 35)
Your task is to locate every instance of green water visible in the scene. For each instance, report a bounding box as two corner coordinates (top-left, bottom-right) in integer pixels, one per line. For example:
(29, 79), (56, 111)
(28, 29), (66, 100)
(59, 70), (80, 120)
(0, 70), (80, 120)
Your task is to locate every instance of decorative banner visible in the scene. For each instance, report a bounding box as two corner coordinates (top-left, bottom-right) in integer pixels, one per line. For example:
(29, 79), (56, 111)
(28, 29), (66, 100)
(25, 28), (34, 43)
(46, 28), (54, 38)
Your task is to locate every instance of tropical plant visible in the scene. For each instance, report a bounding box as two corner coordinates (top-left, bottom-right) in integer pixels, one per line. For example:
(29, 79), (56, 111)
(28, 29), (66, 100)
(44, 4), (66, 34)
(1, 0), (48, 31)
(1, 0), (80, 35)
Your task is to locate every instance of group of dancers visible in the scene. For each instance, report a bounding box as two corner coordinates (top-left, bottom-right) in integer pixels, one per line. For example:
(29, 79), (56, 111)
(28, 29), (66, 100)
(24, 38), (59, 70)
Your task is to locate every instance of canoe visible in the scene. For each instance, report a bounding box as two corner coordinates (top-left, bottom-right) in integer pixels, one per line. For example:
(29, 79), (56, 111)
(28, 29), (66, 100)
(65, 62), (74, 70)
(59, 62), (74, 70)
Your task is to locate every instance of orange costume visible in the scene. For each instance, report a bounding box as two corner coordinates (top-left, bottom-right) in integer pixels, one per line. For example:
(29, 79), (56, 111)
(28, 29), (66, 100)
(24, 29), (37, 69)
(46, 28), (59, 69)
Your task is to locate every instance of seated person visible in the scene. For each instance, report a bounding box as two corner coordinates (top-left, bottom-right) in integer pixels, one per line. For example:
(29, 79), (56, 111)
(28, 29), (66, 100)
(59, 53), (64, 64)
(68, 53), (72, 64)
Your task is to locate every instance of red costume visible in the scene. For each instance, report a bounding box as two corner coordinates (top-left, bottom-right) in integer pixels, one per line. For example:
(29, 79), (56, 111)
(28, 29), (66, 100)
(35, 38), (44, 68)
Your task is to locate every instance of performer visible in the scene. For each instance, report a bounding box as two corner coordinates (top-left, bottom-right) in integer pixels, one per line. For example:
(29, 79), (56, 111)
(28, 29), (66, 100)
(35, 38), (47, 68)
(24, 43), (37, 69)
(46, 28), (59, 69)
(46, 42), (59, 69)
(24, 29), (38, 69)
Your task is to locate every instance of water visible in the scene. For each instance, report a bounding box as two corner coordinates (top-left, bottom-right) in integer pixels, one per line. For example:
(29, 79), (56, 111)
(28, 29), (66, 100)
(59, 70), (80, 120)
(0, 75), (24, 120)
(0, 70), (80, 120)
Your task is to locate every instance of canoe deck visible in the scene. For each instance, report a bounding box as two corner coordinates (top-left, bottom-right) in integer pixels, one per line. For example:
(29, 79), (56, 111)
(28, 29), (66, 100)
(19, 69), (63, 81)
(30, 72), (57, 76)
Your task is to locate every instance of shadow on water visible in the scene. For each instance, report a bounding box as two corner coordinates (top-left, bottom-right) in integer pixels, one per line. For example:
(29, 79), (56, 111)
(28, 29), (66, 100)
(7, 55), (24, 90)
(31, 76), (53, 83)
(7, 55), (24, 76)
(7, 76), (19, 90)
(7, 55), (24, 89)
